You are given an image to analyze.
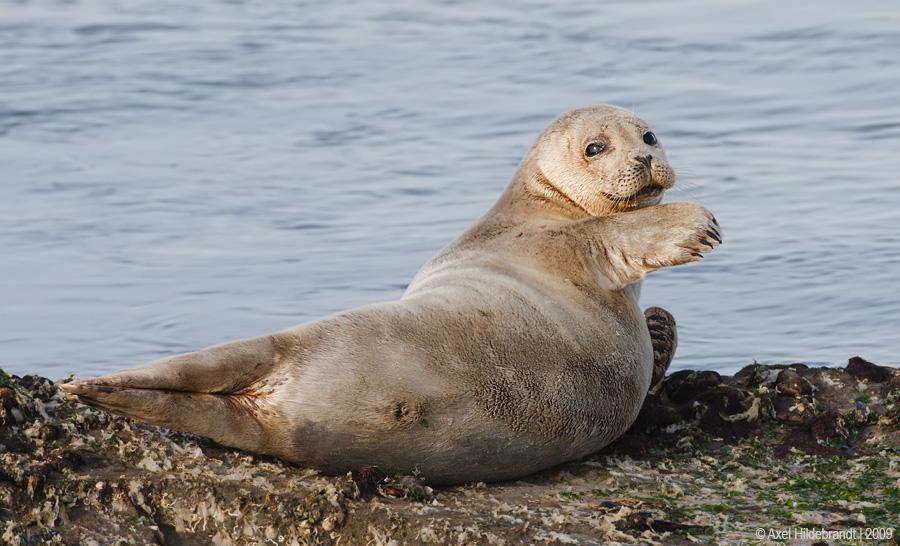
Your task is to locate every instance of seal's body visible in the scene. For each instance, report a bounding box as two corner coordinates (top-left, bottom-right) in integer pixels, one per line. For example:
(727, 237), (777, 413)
(62, 105), (720, 485)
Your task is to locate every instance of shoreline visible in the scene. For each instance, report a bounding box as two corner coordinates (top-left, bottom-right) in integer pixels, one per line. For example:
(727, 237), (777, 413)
(2, 357), (899, 545)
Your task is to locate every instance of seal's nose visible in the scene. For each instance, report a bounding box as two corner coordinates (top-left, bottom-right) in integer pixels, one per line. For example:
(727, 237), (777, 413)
(635, 155), (652, 168)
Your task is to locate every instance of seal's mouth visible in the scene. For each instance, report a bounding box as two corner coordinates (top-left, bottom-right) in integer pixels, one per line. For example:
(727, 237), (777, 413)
(602, 184), (666, 203)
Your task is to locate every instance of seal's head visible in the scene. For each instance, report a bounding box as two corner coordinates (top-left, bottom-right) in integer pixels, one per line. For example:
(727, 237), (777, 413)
(526, 104), (675, 216)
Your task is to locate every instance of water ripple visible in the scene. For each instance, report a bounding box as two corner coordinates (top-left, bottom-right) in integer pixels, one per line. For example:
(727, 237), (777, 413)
(1, 0), (899, 378)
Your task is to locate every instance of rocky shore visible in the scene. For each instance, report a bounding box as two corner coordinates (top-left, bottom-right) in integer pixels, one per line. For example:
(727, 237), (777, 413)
(2, 357), (898, 545)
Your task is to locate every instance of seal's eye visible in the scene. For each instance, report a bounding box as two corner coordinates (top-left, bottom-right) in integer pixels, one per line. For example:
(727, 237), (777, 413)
(643, 131), (658, 146)
(585, 143), (606, 157)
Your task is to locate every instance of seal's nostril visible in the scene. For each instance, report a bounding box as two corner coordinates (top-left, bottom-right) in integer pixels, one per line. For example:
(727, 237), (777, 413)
(635, 155), (652, 168)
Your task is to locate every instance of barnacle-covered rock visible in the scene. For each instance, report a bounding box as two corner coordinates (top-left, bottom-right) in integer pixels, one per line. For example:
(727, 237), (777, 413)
(1, 360), (898, 546)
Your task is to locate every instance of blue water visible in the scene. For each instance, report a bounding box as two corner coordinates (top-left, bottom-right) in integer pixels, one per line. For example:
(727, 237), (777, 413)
(2, 0), (899, 379)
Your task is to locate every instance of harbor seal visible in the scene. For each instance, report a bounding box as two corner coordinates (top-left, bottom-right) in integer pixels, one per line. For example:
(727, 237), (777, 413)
(61, 105), (720, 485)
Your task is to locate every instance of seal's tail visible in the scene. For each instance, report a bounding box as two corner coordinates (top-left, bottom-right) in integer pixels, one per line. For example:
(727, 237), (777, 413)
(59, 333), (295, 458)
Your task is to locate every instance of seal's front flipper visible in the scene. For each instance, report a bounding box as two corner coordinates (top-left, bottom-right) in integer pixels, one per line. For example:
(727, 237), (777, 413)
(644, 307), (677, 393)
(579, 202), (721, 290)
(59, 333), (296, 458)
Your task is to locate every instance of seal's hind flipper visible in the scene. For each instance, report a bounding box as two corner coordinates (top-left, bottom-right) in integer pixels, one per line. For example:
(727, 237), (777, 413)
(644, 306), (677, 392)
(60, 333), (296, 458)
(61, 382), (289, 455)
(61, 334), (286, 394)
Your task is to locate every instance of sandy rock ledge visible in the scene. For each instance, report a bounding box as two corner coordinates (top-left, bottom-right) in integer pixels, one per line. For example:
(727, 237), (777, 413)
(1, 357), (899, 546)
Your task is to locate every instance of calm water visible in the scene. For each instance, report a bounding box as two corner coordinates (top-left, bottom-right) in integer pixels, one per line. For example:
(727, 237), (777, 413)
(2, 0), (899, 379)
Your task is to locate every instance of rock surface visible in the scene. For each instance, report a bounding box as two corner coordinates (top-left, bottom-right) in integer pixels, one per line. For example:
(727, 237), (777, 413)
(1, 358), (899, 545)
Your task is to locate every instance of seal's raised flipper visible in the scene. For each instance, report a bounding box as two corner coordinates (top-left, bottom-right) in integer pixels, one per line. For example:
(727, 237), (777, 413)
(644, 307), (677, 393)
(59, 334), (297, 459)
(576, 202), (721, 291)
